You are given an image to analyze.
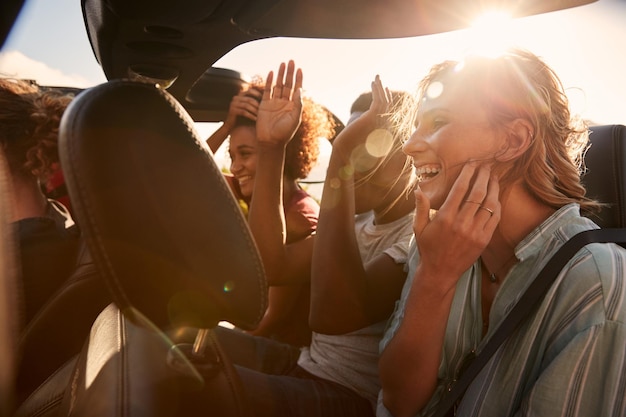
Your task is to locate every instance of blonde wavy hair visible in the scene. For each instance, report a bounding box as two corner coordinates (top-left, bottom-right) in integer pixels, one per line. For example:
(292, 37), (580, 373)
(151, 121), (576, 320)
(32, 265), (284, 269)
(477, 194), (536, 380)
(398, 48), (599, 215)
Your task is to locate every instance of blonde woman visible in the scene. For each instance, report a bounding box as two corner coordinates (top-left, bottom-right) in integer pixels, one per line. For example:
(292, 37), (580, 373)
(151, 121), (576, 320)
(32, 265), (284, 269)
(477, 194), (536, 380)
(378, 49), (626, 417)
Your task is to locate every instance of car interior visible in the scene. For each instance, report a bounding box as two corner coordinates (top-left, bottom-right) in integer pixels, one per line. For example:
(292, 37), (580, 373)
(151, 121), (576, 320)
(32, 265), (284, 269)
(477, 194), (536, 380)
(0, 0), (625, 416)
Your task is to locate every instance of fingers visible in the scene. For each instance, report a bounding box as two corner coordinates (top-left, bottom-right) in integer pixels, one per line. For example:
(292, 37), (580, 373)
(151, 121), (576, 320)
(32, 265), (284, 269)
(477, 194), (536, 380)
(230, 92), (261, 119)
(266, 60), (301, 101)
(274, 62), (286, 98)
(283, 61), (294, 95)
(440, 162), (500, 230)
(369, 75), (391, 120)
(371, 75), (382, 103)
(413, 185), (431, 238)
(442, 162), (478, 211)
(480, 172), (500, 231)
(457, 164), (500, 235)
(463, 163), (490, 210)
(263, 70), (274, 101)
(292, 67), (303, 107)
(242, 87), (262, 100)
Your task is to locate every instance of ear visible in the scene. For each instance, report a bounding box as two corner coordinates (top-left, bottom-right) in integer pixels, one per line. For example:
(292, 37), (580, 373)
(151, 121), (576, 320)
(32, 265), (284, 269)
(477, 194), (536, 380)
(495, 119), (534, 162)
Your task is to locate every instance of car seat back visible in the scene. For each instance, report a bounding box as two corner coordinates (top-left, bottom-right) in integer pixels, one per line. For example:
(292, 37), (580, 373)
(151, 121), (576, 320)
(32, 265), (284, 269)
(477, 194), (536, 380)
(16, 240), (109, 406)
(54, 79), (267, 416)
(582, 125), (626, 228)
(59, 80), (266, 330)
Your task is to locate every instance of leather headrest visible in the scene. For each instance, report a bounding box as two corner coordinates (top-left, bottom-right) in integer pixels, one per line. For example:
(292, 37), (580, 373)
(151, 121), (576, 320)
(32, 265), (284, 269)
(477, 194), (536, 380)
(582, 125), (626, 228)
(58, 80), (266, 330)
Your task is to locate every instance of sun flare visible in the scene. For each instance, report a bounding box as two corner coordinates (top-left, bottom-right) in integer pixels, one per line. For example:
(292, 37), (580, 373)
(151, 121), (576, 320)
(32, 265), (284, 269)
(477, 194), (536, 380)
(468, 10), (515, 58)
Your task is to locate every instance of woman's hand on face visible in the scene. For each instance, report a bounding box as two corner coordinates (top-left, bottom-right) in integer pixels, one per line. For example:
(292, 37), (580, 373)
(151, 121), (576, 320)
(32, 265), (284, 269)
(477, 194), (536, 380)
(223, 87), (262, 129)
(256, 60), (303, 148)
(413, 163), (500, 292)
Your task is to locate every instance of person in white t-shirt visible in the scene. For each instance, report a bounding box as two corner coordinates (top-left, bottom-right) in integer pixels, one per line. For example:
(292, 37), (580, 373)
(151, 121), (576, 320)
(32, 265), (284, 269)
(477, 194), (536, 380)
(215, 63), (416, 417)
(297, 78), (416, 411)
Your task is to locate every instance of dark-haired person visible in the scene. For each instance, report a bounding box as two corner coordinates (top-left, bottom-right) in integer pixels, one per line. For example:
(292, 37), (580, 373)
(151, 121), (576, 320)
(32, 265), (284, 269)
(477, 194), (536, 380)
(0, 78), (77, 325)
(222, 61), (416, 417)
(207, 71), (336, 347)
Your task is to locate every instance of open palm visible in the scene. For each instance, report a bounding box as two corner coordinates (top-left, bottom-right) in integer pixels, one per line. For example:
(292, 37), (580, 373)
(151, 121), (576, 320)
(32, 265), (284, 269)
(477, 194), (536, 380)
(256, 60), (303, 148)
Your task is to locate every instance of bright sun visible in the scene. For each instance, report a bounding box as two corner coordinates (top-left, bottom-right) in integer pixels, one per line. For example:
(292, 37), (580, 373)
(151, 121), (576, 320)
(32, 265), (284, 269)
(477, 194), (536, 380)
(468, 11), (515, 57)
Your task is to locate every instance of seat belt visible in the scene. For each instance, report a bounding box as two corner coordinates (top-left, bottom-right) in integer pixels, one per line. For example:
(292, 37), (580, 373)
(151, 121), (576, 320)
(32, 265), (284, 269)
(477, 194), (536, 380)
(434, 228), (626, 417)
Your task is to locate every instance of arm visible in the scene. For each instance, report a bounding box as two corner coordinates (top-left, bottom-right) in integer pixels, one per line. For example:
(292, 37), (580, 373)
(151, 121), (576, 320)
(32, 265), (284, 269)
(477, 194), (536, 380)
(206, 88), (262, 153)
(379, 164), (500, 417)
(247, 60), (306, 285)
(309, 76), (406, 334)
(247, 286), (303, 338)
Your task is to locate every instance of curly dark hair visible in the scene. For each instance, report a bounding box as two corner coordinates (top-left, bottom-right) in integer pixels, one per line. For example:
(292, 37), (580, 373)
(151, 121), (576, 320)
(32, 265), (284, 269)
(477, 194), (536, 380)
(234, 83), (336, 180)
(0, 79), (73, 181)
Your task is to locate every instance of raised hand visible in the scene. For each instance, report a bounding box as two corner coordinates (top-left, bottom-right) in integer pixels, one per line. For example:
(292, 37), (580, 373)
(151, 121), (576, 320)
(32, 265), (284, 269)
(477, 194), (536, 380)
(256, 60), (303, 148)
(223, 87), (262, 129)
(332, 74), (394, 168)
(362, 74), (393, 128)
(205, 86), (263, 152)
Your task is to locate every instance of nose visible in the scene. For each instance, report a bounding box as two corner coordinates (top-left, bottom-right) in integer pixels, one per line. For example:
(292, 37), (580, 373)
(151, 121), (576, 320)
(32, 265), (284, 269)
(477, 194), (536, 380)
(402, 128), (428, 157)
(230, 155), (241, 175)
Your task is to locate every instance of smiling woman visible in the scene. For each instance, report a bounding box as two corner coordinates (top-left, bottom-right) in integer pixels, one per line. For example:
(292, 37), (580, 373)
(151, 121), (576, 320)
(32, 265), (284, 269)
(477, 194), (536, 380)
(1, 0), (626, 416)
(378, 47), (626, 417)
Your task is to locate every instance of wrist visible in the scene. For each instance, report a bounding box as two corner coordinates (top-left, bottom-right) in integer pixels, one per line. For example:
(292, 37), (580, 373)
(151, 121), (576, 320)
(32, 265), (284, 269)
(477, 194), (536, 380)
(413, 263), (458, 299)
(257, 137), (289, 151)
(256, 143), (288, 166)
(327, 153), (354, 179)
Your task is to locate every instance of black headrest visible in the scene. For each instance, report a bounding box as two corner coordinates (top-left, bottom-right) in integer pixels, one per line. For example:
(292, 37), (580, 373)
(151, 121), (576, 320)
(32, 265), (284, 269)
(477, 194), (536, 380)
(58, 80), (266, 331)
(582, 125), (626, 228)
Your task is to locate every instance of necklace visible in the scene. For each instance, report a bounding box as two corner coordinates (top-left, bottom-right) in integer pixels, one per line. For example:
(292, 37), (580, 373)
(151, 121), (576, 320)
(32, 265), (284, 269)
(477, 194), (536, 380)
(481, 254), (518, 284)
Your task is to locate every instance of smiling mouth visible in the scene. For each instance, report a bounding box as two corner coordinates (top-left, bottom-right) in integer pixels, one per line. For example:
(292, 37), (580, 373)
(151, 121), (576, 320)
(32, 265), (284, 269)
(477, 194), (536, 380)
(415, 165), (441, 182)
(236, 175), (252, 184)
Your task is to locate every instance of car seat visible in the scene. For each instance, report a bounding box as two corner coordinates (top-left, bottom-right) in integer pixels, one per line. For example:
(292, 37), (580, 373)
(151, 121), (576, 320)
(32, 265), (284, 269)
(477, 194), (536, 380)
(50, 79), (265, 416)
(582, 124), (626, 228)
(15, 239), (110, 408)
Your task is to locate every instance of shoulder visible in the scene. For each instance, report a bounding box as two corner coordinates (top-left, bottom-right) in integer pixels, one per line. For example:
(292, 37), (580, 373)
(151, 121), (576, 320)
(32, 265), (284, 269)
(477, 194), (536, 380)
(285, 189), (319, 242)
(285, 189), (319, 220)
(566, 241), (626, 323)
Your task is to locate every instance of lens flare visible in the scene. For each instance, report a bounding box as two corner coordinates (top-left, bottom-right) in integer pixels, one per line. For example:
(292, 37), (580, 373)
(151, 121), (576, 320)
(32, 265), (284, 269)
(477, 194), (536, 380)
(365, 128), (394, 158)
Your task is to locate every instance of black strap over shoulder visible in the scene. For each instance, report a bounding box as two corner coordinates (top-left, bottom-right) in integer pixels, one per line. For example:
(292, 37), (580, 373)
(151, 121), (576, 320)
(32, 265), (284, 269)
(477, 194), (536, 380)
(435, 228), (626, 417)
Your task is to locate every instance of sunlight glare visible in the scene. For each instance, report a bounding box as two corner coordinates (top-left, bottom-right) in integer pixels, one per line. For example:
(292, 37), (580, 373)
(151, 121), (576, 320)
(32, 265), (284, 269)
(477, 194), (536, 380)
(365, 128), (394, 158)
(468, 10), (515, 58)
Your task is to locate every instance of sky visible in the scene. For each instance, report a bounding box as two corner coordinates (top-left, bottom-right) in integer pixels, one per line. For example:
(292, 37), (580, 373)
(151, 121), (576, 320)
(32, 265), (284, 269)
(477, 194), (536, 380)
(1, 0), (626, 188)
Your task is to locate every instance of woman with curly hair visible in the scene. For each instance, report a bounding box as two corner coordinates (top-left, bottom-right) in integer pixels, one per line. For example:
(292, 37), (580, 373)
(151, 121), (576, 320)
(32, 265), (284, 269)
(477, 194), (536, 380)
(206, 65), (336, 347)
(0, 78), (76, 324)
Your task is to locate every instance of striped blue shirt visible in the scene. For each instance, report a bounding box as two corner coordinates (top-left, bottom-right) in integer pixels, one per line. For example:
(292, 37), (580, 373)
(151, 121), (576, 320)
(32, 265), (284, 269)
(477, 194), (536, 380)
(378, 204), (626, 417)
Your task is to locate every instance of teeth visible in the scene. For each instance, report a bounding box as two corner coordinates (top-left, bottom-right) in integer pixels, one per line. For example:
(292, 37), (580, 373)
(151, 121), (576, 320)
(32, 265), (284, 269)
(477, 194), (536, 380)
(415, 166), (440, 176)
(415, 165), (440, 182)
